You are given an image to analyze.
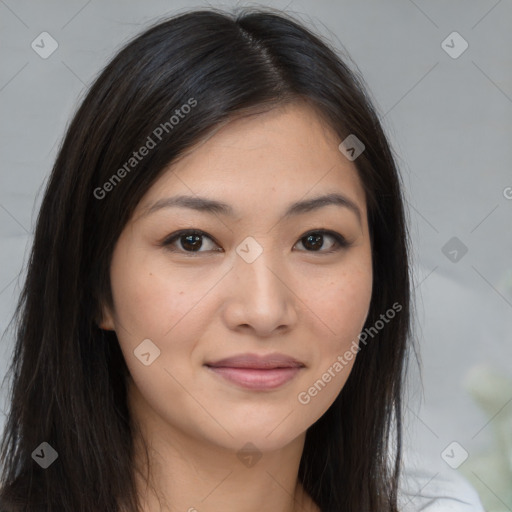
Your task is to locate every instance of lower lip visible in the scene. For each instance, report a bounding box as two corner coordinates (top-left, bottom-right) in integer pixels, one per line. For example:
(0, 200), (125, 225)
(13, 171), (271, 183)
(205, 366), (302, 390)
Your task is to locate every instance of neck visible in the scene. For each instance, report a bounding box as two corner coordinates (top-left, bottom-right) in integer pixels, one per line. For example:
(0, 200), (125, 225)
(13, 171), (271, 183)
(126, 378), (319, 512)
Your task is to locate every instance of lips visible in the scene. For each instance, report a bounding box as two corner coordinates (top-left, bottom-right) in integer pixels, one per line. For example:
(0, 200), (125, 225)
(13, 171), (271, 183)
(204, 353), (305, 390)
(205, 353), (305, 369)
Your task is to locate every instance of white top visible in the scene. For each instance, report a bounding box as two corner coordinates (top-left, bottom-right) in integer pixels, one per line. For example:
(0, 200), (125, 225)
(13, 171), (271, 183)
(398, 464), (485, 511)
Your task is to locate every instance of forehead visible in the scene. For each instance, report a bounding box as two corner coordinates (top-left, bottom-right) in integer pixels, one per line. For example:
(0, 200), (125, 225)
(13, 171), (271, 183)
(136, 101), (367, 218)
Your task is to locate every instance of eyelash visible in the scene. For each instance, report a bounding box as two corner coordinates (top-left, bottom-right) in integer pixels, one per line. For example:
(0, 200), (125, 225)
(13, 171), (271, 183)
(160, 229), (351, 256)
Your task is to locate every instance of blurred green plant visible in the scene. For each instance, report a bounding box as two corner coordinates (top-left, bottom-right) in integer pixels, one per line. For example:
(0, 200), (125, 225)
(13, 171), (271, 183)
(461, 364), (512, 512)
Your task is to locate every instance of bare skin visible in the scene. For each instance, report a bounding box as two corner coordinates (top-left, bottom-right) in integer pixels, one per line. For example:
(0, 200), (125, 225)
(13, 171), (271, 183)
(101, 100), (373, 512)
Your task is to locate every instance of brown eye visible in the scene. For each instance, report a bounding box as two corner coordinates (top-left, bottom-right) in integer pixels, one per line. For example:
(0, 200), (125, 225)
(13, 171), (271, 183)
(294, 230), (350, 253)
(161, 228), (350, 256)
(162, 230), (221, 254)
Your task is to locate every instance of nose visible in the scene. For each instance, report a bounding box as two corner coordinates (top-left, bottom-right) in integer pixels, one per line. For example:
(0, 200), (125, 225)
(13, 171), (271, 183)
(222, 249), (299, 338)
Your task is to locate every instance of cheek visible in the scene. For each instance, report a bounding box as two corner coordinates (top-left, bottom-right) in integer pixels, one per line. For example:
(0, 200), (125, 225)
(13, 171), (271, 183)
(109, 247), (204, 339)
(108, 250), (205, 401)
(293, 267), (372, 420)
(306, 265), (372, 347)
(299, 261), (371, 377)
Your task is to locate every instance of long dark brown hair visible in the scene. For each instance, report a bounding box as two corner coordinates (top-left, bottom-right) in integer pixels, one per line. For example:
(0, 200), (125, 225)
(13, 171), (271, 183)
(0, 6), (412, 511)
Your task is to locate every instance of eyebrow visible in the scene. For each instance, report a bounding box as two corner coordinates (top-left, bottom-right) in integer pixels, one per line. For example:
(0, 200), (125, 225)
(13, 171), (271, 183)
(141, 192), (362, 226)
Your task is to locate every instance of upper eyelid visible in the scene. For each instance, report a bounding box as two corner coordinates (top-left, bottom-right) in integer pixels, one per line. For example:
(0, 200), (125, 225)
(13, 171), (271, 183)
(163, 229), (217, 246)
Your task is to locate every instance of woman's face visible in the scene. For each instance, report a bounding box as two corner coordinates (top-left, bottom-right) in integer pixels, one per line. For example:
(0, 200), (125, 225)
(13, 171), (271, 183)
(101, 101), (373, 453)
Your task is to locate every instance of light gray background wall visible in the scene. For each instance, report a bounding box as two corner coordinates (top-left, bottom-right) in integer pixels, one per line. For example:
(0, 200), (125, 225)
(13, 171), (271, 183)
(1, 0), (511, 505)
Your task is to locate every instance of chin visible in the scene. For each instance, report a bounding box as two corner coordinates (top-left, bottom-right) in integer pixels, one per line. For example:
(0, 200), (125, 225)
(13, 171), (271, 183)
(199, 412), (311, 453)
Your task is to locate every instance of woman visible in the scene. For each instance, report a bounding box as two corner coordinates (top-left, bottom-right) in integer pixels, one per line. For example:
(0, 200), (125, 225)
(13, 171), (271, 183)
(0, 6), (483, 512)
